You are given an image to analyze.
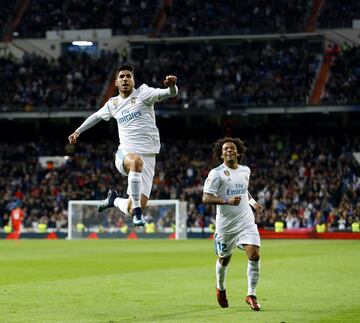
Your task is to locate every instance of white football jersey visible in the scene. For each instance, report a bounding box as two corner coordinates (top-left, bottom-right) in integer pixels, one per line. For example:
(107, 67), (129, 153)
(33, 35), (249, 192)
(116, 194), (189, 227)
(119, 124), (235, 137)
(203, 163), (255, 234)
(97, 84), (177, 154)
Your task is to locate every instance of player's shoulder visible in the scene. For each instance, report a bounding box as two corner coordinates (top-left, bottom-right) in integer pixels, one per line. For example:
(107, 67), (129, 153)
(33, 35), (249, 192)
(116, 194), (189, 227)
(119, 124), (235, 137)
(238, 164), (251, 173)
(208, 164), (225, 176)
(107, 95), (121, 107)
(214, 164), (226, 172)
(138, 83), (156, 93)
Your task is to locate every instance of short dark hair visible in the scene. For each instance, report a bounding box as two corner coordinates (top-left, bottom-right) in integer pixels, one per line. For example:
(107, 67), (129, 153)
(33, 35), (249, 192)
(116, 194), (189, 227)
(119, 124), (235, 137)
(117, 64), (135, 74)
(212, 137), (247, 164)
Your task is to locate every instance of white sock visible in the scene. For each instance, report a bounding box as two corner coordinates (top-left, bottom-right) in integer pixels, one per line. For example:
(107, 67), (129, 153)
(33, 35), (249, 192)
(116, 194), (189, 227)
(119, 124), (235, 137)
(247, 260), (260, 296)
(114, 198), (131, 217)
(216, 259), (227, 291)
(128, 171), (142, 209)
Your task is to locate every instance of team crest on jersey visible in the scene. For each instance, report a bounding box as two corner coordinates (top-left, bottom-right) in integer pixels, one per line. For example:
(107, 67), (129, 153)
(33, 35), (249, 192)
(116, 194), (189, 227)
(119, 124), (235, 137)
(113, 98), (119, 106)
(224, 170), (230, 177)
(131, 97), (136, 104)
(245, 174), (249, 181)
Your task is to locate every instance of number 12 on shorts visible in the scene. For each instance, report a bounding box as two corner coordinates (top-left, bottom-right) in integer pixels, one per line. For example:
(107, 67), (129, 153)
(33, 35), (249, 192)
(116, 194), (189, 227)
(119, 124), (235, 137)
(215, 241), (227, 254)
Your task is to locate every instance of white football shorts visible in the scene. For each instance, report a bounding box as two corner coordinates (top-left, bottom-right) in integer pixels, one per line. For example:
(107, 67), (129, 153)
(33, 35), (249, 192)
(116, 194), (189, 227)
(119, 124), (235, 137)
(115, 148), (156, 198)
(214, 222), (261, 258)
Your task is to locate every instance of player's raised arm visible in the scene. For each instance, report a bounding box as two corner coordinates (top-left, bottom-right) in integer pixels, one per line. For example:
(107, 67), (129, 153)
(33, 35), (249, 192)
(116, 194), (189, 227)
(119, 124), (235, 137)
(163, 75), (178, 95)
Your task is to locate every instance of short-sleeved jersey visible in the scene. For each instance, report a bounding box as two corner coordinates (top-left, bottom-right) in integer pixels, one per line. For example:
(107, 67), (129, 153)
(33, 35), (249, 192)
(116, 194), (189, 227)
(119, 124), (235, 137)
(96, 84), (177, 154)
(203, 164), (255, 234)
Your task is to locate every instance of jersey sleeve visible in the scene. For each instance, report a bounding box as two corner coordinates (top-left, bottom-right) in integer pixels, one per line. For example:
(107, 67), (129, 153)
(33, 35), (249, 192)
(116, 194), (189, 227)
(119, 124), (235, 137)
(96, 100), (112, 121)
(139, 84), (178, 106)
(203, 169), (221, 196)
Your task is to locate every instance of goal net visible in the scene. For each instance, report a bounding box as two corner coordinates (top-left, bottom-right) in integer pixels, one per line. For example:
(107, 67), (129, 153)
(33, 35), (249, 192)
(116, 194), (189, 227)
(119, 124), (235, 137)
(67, 199), (187, 240)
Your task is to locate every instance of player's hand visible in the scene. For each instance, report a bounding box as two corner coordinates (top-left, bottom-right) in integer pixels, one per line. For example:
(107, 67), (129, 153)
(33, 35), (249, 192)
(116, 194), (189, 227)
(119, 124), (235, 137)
(228, 196), (241, 206)
(253, 202), (264, 215)
(164, 75), (177, 87)
(68, 131), (80, 144)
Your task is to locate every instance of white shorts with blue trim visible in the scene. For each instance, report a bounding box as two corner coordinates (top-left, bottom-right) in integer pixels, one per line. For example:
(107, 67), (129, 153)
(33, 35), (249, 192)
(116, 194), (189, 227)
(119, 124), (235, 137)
(214, 222), (260, 258)
(115, 148), (156, 198)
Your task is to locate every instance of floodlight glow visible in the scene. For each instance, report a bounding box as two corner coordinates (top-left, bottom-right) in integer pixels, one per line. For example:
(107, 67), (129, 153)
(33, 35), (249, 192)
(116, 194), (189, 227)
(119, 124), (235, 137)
(72, 41), (93, 46)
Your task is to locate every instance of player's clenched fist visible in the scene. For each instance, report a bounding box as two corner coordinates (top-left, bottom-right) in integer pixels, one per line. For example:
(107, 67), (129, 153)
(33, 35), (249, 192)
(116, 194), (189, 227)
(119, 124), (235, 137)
(68, 131), (80, 144)
(228, 196), (241, 205)
(164, 75), (177, 87)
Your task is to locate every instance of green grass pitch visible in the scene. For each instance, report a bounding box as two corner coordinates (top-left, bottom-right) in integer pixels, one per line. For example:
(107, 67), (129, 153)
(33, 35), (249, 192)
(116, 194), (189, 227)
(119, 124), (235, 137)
(0, 239), (359, 322)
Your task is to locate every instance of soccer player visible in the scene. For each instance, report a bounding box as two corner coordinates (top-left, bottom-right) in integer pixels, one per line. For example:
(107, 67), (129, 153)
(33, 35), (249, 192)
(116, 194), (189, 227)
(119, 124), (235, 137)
(202, 137), (264, 311)
(9, 204), (25, 234)
(68, 65), (178, 227)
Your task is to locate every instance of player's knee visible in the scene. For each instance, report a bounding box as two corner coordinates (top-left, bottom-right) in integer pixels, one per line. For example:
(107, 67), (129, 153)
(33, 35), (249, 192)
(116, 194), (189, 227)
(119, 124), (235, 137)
(219, 256), (231, 266)
(249, 253), (260, 262)
(131, 157), (144, 171)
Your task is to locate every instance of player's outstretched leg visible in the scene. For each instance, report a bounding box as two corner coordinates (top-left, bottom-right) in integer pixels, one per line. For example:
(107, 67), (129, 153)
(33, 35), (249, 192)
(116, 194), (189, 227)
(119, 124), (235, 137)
(245, 295), (261, 311)
(97, 190), (118, 212)
(132, 207), (145, 227)
(216, 288), (229, 308)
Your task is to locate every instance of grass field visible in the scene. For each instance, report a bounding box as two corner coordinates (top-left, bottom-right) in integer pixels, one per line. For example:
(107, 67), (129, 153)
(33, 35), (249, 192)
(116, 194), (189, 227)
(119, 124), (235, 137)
(0, 239), (359, 323)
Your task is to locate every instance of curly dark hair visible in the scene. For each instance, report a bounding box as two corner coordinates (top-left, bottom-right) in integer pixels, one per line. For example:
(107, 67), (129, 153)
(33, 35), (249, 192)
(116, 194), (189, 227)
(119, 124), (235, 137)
(212, 137), (247, 164)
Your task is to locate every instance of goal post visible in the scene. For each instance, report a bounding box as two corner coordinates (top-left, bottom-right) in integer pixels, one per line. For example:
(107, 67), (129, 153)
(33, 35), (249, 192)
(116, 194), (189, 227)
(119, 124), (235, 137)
(67, 199), (187, 240)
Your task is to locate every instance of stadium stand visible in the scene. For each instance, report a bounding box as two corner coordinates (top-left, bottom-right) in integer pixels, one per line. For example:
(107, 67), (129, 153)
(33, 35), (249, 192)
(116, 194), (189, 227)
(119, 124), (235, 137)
(15, 0), (159, 38)
(11, 0), (312, 38)
(321, 45), (360, 104)
(0, 50), (118, 112)
(160, 0), (312, 36)
(1, 133), (359, 232)
(132, 40), (321, 108)
(318, 0), (360, 29)
(0, 0), (360, 238)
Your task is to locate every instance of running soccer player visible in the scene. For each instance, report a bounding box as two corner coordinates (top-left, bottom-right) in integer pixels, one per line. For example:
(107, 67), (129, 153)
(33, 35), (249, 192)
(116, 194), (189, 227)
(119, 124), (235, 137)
(202, 137), (264, 311)
(68, 65), (178, 227)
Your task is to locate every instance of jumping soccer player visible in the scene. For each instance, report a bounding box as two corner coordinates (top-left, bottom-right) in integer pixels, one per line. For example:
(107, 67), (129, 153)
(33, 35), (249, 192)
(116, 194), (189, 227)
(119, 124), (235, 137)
(68, 65), (178, 227)
(202, 137), (264, 311)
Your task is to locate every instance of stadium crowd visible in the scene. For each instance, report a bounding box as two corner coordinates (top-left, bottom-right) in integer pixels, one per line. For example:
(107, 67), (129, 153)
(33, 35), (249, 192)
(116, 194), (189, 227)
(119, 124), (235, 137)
(12, 0), (311, 39)
(161, 0), (311, 36)
(133, 41), (320, 108)
(15, 0), (157, 38)
(0, 40), (321, 112)
(1, 134), (359, 232)
(0, 50), (118, 112)
(322, 44), (360, 105)
(318, 0), (360, 29)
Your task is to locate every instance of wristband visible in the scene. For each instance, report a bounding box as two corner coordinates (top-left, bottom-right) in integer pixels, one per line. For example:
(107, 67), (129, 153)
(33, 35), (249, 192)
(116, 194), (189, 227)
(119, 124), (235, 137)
(249, 198), (256, 207)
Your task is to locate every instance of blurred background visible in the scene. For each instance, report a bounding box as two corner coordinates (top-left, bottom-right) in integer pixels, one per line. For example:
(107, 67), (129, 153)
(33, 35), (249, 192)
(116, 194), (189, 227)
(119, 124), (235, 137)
(1, 0), (360, 238)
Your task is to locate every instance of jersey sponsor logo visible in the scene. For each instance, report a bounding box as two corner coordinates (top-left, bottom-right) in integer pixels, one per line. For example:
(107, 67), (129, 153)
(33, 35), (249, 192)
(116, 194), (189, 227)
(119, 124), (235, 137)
(118, 111), (142, 124)
(224, 170), (230, 176)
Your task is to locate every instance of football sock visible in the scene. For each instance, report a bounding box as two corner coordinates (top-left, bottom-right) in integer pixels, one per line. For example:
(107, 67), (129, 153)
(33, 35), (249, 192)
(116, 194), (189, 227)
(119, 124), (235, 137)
(247, 260), (260, 296)
(216, 259), (228, 291)
(114, 198), (131, 217)
(128, 171), (142, 209)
